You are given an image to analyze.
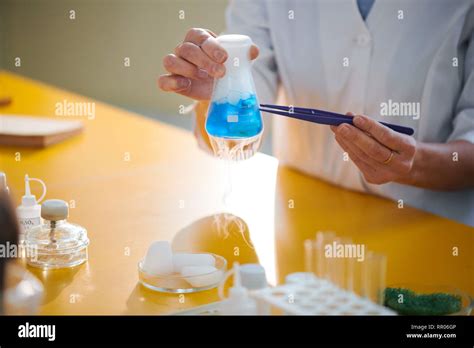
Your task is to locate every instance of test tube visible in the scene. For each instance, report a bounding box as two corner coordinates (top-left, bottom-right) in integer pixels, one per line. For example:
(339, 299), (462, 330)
(314, 231), (336, 280)
(362, 251), (387, 305)
(304, 239), (315, 274)
(340, 236), (354, 290)
(348, 256), (365, 297)
(304, 233), (385, 299)
(325, 236), (353, 289)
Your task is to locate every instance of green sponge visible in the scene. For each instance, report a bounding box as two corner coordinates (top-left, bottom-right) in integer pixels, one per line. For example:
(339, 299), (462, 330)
(384, 287), (462, 315)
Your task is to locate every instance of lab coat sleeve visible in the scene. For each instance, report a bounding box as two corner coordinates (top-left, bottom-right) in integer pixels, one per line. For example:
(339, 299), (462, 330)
(448, 30), (474, 144)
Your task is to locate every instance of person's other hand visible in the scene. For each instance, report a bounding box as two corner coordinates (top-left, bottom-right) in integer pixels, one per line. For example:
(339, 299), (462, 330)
(158, 28), (259, 100)
(331, 113), (417, 185)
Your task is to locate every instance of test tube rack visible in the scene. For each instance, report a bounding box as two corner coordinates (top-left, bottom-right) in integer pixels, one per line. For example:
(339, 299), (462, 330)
(251, 276), (396, 315)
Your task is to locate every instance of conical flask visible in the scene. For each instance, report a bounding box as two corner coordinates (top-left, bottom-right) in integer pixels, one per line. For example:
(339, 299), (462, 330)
(206, 35), (263, 160)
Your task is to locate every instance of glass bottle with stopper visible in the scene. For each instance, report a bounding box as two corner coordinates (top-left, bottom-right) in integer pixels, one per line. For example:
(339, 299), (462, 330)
(25, 199), (89, 269)
(205, 35), (263, 160)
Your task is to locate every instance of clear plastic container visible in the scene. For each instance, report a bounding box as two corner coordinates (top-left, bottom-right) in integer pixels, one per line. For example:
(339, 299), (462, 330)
(24, 199), (89, 269)
(138, 253), (227, 293)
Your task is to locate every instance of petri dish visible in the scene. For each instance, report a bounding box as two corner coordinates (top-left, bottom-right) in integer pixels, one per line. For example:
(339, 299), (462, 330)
(138, 253), (227, 293)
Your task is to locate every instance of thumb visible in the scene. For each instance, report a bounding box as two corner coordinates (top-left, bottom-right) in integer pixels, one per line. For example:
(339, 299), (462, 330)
(249, 45), (259, 60)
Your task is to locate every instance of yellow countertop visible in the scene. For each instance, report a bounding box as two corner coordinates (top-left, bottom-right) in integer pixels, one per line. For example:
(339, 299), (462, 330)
(0, 71), (472, 315)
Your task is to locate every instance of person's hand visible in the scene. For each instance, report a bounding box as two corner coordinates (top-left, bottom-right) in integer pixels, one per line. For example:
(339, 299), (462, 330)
(331, 113), (417, 185)
(158, 28), (259, 101)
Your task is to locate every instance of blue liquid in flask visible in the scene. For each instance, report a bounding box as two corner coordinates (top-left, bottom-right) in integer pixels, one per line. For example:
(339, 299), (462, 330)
(206, 34), (263, 160)
(206, 94), (263, 139)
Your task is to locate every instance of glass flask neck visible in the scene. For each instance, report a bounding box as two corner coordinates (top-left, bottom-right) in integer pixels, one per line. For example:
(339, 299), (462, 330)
(218, 35), (252, 76)
(224, 55), (251, 75)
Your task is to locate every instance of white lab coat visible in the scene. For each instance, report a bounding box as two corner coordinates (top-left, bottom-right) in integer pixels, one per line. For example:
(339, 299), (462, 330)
(224, 0), (474, 226)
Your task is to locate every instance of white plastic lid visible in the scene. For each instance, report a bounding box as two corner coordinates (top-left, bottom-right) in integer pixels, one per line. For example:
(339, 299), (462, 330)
(240, 264), (267, 290)
(41, 199), (69, 221)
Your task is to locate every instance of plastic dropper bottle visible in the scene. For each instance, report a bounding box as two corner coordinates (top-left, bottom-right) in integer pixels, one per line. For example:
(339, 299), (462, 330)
(220, 262), (257, 315)
(17, 174), (47, 241)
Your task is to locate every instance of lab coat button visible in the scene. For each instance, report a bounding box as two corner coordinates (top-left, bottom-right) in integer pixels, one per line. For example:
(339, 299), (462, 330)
(356, 34), (370, 46)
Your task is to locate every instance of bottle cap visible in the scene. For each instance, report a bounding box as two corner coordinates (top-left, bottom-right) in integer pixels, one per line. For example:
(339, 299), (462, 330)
(240, 264), (267, 290)
(41, 199), (69, 221)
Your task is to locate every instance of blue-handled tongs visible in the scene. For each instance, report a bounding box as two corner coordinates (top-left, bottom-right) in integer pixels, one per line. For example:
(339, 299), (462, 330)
(259, 104), (414, 136)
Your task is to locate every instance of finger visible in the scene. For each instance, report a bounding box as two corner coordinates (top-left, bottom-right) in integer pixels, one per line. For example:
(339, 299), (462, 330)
(353, 115), (413, 153)
(175, 42), (225, 78)
(184, 28), (215, 46)
(330, 112), (352, 133)
(335, 134), (383, 170)
(204, 29), (218, 38)
(185, 28), (228, 64)
(201, 36), (228, 64)
(331, 113), (354, 132)
(249, 45), (259, 60)
(336, 135), (379, 178)
(163, 54), (209, 80)
(336, 130), (406, 173)
(336, 123), (392, 164)
(158, 74), (191, 92)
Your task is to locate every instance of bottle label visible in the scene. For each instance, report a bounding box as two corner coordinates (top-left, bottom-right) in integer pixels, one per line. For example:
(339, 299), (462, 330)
(19, 217), (41, 231)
